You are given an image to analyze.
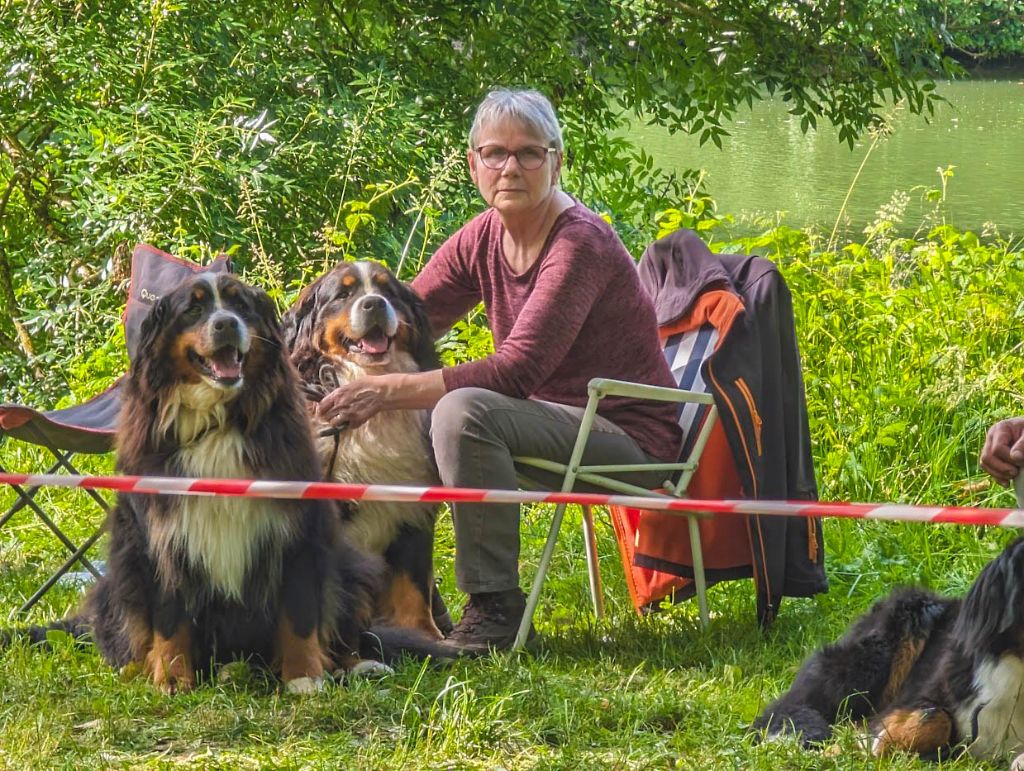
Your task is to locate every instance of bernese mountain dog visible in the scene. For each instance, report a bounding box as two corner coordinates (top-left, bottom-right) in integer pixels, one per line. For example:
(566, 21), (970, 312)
(282, 259), (450, 640)
(753, 536), (1024, 764)
(4, 272), (451, 693)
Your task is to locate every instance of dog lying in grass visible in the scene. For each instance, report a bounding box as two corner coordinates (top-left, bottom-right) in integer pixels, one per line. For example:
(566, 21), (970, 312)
(2, 272), (449, 693)
(753, 536), (1024, 766)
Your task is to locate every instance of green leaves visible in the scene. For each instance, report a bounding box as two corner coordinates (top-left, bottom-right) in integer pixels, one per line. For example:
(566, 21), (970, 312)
(920, 0), (1024, 60)
(0, 0), (966, 399)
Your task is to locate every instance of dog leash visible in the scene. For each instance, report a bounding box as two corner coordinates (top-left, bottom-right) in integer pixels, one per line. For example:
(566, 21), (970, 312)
(300, 378), (350, 480)
(319, 422), (350, 479)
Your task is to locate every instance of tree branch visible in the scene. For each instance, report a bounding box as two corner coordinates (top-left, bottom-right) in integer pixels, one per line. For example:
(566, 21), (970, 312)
(0, 130), (65, 239)
(0, 326), (22, 357)
(0, 175), (35, 358)
(321, 0), (360, 47)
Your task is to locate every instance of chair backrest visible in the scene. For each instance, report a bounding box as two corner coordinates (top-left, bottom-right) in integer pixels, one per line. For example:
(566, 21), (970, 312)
(123, 244), (231, 361)
(662, 322), (719, 471)
(0, 245), (232, 450)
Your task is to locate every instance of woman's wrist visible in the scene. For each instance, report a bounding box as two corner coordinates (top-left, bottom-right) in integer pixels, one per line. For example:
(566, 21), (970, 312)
(377, 373), (402, 410)
(380, 369), (446, 411)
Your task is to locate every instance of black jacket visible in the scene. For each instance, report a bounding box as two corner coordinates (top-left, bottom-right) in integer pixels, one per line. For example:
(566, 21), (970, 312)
(638, 229), (827, 626)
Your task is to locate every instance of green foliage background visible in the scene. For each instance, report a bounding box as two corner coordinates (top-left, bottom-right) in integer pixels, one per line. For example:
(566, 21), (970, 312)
(922, 0), (1024, 59)
(0, 0), (962, 404)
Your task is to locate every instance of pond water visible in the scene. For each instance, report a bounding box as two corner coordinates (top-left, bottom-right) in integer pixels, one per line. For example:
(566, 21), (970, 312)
(630, 67), (1024, 237)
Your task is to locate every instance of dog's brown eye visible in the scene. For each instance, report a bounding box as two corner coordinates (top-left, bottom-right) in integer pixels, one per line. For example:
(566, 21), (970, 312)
(338, 289), (351, 300)
(185, 302), (203, 321)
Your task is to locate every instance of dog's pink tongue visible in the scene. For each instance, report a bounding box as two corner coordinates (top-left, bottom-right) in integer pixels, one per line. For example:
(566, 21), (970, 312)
(360, 330), (389, 354)
(210, 347), (242, 379)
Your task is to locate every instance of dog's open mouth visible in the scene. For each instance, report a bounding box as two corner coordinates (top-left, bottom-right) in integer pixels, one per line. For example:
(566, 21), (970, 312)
(345, 327), (393, 361)
(189, 346), (245, 386)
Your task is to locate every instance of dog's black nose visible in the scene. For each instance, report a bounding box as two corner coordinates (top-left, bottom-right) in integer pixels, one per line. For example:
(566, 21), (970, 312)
(212, 313), (240, 333)
(360, 295), (386, 313)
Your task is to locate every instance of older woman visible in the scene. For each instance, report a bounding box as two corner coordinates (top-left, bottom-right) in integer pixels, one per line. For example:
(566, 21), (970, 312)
(318, 88), (682, 653)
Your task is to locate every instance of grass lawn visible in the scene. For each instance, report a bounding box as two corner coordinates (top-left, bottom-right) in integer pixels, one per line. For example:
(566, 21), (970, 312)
(0, 464), (1019, 769)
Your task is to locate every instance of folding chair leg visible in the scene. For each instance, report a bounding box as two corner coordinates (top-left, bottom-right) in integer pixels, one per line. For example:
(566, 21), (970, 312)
(14, 491), (102, 578)
(515, 392), (601, 650)
(581, 505), (604, 619)
(19, 526), (105, 613)
(687, 514), (709, 627)
(45, 445), (115, 515)
(0, 456), (67, 528)
(1, 444), (108, 579)
(515, 501), (570, 650)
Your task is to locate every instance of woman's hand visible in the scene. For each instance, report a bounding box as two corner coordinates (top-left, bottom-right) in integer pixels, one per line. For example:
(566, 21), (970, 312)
(980, 417), (1024, 486)
(315, 370), (446, 430)
(317, 377), (387, 430)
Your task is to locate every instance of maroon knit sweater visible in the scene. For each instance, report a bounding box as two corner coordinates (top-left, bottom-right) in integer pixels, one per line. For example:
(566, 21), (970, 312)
(411, 201), (683, 461)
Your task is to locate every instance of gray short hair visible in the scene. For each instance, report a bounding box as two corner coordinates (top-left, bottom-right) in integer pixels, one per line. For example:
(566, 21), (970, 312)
(468, 89), (564, 152)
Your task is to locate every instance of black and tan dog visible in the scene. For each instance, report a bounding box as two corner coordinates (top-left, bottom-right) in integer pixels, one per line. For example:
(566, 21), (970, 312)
(5, 272), (447, 692)
(283, 260), (450, 640)
(753, 537), (1024, 763)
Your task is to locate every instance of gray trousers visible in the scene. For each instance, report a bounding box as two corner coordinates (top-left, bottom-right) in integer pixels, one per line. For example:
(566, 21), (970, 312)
(430, 387), (667, 594)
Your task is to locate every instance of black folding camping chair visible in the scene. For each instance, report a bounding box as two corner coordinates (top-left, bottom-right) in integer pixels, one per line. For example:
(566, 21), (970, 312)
(0, 244), (230, 612)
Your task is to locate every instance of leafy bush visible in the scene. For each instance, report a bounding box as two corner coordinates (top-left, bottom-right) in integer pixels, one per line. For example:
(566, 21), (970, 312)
(922, 0), (1024, 59)
(656, 175), (1024, 509)
(0, 0), (957, 404)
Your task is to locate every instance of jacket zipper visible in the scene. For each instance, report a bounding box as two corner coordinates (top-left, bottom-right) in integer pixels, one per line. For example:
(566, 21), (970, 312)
(708, 361), (772, 614)
(733, 378), (818, 563)
(734, 377), (763, 456)
(706, 363), (757, 497)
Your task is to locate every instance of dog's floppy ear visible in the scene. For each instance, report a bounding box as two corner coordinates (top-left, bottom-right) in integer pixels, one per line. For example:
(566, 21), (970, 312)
(397, 279), (440, 371)
(249, 284), (284, 346)
(954, 537), (1024, 653)
(133, 294), (171, 389)
(281, 275), (325, 354)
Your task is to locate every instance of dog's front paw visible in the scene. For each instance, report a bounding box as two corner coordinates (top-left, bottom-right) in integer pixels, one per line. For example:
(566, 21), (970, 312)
(145, 650), (194, 695)
(285, 675), (325, 695)
(151, 670), (195, 695)
(341, 659), (395, 681)
(871, 707), (950, 757)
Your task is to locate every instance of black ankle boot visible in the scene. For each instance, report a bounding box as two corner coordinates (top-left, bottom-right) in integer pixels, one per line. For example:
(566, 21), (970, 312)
(445, 588), (537, 654)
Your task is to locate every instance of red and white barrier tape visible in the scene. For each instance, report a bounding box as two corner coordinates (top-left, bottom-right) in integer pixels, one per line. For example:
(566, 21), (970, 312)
(1, 471), (1022, 528)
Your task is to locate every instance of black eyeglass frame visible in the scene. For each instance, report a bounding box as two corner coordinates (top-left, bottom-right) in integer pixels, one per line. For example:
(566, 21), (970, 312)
(473, 144), (557, 171)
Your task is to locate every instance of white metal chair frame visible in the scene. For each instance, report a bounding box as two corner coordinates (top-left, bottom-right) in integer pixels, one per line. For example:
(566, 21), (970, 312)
(512, 377), (719, 649)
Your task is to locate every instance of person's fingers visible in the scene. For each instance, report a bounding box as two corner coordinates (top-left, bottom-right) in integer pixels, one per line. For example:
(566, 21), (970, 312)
(1010, 431), (1024, 464)
(981, 421), (1024, 485)
(343, 412), (368, 430)
(980, 458), (1013, 486)
(314, 380), (383, 430)
(316, 388), (348, 424)
(315, 395), (335, 421)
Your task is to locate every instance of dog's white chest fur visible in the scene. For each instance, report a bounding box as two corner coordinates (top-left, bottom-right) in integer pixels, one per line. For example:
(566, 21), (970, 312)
(153, 389), (293, 602)
(324, 408), (435, 553)
(956, 654), (1024, 758)
(318, 355), (435, 554)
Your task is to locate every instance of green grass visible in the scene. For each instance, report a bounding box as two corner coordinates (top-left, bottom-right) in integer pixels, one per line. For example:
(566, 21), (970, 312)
(1, 506), (1017, 769)
(3, 220), (1024, 768)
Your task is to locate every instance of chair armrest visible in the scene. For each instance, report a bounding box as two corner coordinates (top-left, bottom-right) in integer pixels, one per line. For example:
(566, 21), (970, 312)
(587, 378), (715, 405)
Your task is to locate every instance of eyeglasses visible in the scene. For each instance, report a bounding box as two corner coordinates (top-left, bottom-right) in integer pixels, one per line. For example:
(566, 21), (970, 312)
(474, 144), (556, 171)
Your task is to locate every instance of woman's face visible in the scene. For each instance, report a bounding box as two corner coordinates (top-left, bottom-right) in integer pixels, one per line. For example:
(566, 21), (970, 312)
(468, 118), (562, 217)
